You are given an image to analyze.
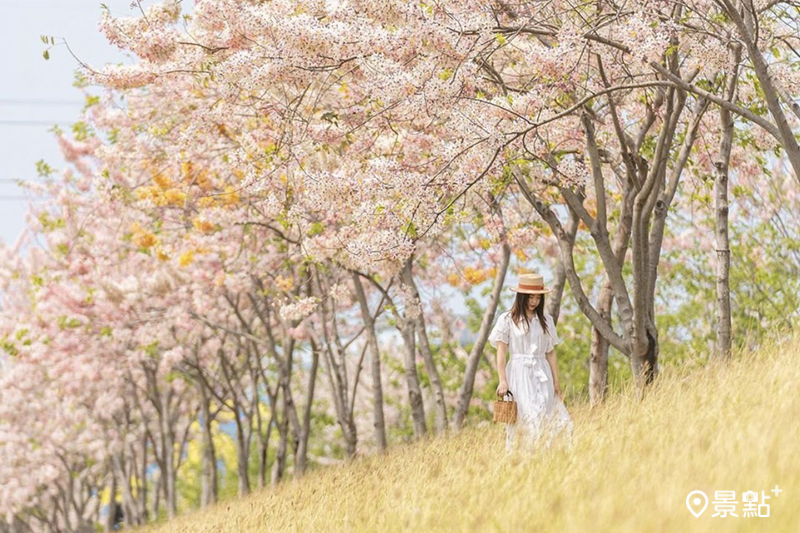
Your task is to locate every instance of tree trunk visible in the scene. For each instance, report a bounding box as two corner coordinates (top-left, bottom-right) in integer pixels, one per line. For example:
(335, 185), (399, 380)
(257, 408), (275, 489)
(714, 44), (741, 358)
(546, 227), (576, 324)
(351, 271), (388, 451)
(159, 395), (177, 520)
(112, 454), (136, 528)
(399, 314), (427, 438)
(295, 345), (319, 475)
(312, 269), (358, 457)
(151, 471), (160, 521)
(590, 174), (634, 405)
(401, 255), (448, 434)
(453, 240), (511, 431)
(234, 415), (251, 497)
(104, 466), (117, 532)
(199, 387), (218, 507)
(589, 283), (613, 405)
(320, 339), (359, 457)
(271, 386), (289, 486)
(138, 433), (148, 523)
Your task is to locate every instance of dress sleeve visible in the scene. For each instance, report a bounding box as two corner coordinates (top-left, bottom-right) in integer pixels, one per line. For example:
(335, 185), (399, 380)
(488, 312), (510, 349)
(545, 313), (562, 353)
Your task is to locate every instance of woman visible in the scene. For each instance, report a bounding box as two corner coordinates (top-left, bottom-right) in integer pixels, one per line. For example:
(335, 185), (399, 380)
(489, 272), (574, 453)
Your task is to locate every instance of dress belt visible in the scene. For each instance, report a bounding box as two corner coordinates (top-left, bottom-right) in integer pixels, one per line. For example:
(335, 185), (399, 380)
(510, 353), (546, 359)
(508, 353), (549, 382)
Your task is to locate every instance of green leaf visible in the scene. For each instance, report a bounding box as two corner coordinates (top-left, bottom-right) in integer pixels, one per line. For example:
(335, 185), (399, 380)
(42, 49), (50, 60)
(320, 111), (339, 125)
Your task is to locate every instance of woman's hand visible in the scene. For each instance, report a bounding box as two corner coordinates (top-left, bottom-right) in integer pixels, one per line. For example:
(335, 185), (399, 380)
(496, 379), (509, 397)
(553, 384), (563, 401)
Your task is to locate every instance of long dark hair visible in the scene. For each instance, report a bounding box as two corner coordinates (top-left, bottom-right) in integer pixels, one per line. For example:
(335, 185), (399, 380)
(510, 291), (548, 335)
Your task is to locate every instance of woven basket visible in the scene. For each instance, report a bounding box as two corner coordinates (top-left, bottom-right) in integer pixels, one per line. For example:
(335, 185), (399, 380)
(493, 391), (517, 424)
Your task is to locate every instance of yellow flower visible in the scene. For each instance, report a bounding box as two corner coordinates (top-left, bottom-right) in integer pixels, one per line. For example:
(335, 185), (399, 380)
(195, 170), (213, 191)
(130, 222), (158, 248)
(463, 267), (488, 285)
(179, 250), (195, 267)
(446, 273), (461, 287)
(164, 188), (187, 206)
(223, 185), (240, 206)
(198, 196), (217, 208)
(153, 172), (172, 190)
(192, 218), (216, 234)
(133, 232), (158, 248)
(157, 248), (170, 261)
(513, 248), (529, 262)
(275, 275), (294, 291)
(181, 161), (193, 182)
(136, 186), (158, 200)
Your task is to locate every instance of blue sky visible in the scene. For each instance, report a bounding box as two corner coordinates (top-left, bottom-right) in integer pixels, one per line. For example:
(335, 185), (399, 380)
(0, 0), (139, 246)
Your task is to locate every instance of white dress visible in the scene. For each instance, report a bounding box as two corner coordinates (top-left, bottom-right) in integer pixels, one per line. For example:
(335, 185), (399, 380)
(488, 310), (574, 453)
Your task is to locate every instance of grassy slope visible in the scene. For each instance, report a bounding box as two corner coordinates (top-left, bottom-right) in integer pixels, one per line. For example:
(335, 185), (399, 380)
(143, 332), (800, 532)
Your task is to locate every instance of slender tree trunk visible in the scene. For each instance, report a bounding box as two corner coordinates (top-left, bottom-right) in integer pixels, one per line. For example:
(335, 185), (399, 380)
(399, 314), (427, 438)
(199, 387), (218, 507)
(271, 386), (289, 485)
(161, 400), (177, 519)
(715, 44), (741, 358)
(590, 175), (634, 405)
(546, 212), (577, 325)
(103, 473), (116, 533)
(351, 271), (388, 451)
(630, 87), (681, 387)
(295, 346), (319, 475)
(453, 239), (511, 431)
(138, 434), (148, 523)
(312, 269), (358, 457)
(589, 284), (613, 405)
(234, 415), (251, 497)
(257, 408), (275, 489)
(112, 455), (136, 528)
(401, 256), (448, 434)
(151, 471), (160, 521)
(319, 338), (358, 457)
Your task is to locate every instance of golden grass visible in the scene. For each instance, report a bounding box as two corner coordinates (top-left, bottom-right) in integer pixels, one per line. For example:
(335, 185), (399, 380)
(143, 331), (800, 532)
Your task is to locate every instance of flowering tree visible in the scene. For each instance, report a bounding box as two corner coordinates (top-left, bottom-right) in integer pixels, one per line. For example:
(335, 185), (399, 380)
(5, 0), (799, 530)
(82, 0), (800, 390)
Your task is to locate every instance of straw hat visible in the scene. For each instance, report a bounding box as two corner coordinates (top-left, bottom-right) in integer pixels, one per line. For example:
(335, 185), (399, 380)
(509, 273), (553, 294)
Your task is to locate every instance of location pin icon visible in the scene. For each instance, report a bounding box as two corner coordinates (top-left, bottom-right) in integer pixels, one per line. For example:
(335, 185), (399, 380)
(686, 490), (708, 517)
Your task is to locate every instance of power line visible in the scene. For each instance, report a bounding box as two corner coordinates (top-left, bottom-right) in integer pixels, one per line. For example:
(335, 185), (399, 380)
(0, 99), (83, 106)
(0, 120), (74, 126)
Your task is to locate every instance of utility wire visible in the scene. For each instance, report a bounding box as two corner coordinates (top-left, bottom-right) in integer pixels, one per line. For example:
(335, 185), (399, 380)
(0, 99), (83, 106)
(0, 120), (74, 126)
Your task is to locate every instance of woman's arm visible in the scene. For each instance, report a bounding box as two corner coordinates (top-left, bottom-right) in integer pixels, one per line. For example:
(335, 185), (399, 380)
(497, 341), (508, 381)
(496, 341), (509, 394)
(546, 349), (563, 400)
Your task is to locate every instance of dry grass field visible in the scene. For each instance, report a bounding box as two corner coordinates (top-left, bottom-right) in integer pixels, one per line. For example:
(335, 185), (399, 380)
(141, 331), (800, 532)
